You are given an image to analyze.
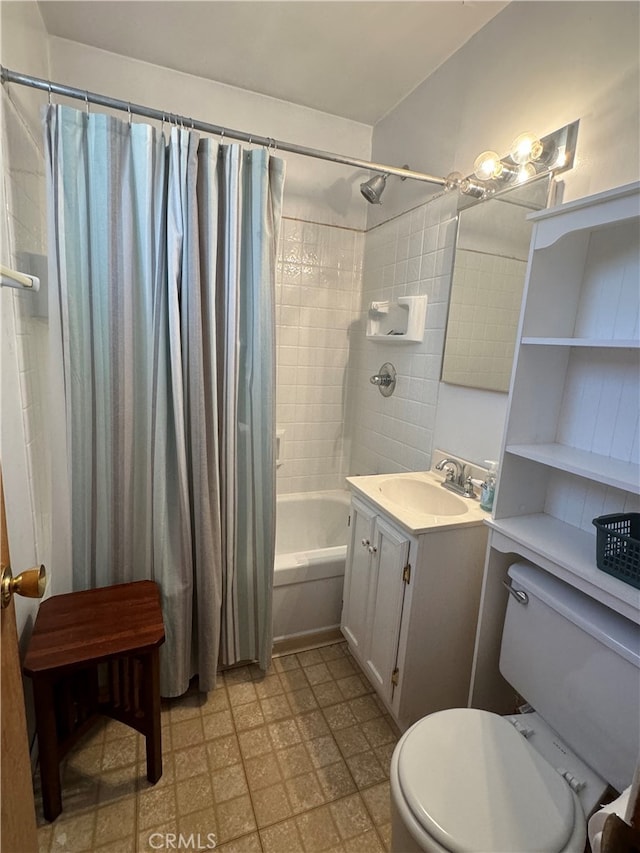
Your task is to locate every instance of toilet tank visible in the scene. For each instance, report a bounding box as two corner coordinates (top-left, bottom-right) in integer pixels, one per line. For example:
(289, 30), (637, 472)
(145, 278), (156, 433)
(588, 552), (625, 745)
(499, 562), (640, 792)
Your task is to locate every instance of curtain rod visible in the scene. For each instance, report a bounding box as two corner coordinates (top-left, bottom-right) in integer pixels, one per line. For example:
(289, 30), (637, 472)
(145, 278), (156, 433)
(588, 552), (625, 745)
(1, 65), (446, 187)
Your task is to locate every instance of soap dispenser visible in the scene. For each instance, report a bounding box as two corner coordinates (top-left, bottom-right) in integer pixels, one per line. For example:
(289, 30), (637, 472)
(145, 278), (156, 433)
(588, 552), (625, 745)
(480, 460), (498, 512)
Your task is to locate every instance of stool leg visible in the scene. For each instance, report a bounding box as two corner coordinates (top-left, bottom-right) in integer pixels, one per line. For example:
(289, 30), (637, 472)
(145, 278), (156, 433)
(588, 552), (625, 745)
(33, 677), (62, 821)
(142, 649), (162, 783)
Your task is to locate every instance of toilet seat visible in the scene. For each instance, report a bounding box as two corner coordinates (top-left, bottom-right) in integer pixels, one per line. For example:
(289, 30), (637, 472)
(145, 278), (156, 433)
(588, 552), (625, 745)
(395, 708), (580, 853)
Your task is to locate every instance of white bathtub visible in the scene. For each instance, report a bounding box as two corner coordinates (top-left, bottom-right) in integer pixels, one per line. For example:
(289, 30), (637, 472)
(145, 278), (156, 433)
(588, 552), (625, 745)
(273, 490), (350, 642)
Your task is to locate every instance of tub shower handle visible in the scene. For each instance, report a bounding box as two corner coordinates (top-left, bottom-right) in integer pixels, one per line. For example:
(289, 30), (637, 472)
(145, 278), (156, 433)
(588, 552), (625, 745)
(368, 545), (377, 554)
(361, 538), (370, 547)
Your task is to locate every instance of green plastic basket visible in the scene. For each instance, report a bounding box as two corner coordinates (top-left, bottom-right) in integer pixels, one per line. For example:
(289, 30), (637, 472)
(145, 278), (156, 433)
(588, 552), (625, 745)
(592, 513), (640, 589)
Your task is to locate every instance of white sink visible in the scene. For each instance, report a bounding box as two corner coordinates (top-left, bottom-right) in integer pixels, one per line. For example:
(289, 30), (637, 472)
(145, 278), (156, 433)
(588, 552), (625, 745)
(376, 476), (469, 516)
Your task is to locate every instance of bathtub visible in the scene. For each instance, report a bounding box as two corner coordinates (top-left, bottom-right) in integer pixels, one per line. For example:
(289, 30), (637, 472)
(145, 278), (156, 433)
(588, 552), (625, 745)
(273, 490), (350, 643)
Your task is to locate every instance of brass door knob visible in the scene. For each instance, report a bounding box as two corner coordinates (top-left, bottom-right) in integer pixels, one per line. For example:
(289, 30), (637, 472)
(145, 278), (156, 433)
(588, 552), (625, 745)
(1, 564), (46, 608)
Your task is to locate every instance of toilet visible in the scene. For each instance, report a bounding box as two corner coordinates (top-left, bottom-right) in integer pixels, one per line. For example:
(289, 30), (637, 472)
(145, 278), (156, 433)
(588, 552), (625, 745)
(390, 561), (640, 853)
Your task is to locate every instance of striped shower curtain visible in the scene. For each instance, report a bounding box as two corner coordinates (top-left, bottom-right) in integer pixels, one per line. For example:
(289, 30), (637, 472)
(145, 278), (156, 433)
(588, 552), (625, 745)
(45, 105), (285, 696)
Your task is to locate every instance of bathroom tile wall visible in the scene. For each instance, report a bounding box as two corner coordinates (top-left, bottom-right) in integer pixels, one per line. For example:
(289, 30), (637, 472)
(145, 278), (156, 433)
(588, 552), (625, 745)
(275, 219), (364, 494)
(347, 192), (458, 476)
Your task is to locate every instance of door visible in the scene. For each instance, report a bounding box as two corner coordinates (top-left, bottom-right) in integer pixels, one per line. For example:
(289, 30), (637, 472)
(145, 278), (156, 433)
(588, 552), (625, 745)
(1, 472), (38, 853)
(364, 515), (411, 702)
(341, 497), (376, 663)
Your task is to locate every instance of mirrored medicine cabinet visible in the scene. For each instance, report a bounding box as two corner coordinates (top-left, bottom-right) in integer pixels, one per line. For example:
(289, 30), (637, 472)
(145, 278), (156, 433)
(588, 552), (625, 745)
(441, 175), (552, 392)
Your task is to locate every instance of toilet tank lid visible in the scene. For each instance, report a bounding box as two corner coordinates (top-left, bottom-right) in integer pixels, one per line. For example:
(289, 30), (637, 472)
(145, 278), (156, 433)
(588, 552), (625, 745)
(508, 562), (640, 668)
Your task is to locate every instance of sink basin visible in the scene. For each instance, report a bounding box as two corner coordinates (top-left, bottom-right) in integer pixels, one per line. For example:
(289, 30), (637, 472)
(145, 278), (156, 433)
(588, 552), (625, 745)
(376, 476), (469, 516)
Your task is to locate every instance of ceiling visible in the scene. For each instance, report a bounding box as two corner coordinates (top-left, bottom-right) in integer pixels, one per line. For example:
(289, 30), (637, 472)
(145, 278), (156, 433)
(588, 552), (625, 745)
(37, 1), (507, 124)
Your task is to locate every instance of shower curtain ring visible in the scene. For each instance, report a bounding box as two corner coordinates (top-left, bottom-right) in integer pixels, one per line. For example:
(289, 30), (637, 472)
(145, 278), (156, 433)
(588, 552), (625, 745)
(160, 112), (165, 135)
(127, 103), (132, 126)
(85, 91), (90, 114)
(47, 82), (52, 105)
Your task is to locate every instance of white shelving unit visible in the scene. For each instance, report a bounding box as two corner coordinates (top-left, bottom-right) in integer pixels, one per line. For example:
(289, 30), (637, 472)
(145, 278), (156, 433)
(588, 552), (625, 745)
(469, 182), (640, 713)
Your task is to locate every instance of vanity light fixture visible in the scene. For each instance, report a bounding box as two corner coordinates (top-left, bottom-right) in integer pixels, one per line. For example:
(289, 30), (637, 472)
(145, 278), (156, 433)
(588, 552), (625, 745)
(446, 120), (579, 200)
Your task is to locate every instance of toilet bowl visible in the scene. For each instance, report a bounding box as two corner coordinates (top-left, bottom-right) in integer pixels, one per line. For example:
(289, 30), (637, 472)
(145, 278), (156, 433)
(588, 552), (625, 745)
(389, 562), (640, 853)
(390, 708), (587, 853)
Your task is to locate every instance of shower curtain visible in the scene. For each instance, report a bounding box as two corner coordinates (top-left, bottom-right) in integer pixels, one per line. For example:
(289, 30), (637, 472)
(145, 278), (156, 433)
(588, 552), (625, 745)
(45, 105), (285, 696)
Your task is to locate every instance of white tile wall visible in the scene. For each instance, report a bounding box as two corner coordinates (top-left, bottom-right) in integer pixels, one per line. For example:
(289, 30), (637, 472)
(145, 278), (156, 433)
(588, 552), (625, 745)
(275, 218), (364, 493)
(347, 192), (458, 476)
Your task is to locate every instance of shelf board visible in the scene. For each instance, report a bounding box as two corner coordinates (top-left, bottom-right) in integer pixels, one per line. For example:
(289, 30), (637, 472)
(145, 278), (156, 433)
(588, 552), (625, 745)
(487, 513), (640, 621)
(522, 337), (640, 348)
(505, 443), (640, 493)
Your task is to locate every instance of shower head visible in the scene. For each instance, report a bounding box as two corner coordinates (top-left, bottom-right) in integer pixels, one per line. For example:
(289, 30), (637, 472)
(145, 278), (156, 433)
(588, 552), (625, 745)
(360, 173), (388, 204)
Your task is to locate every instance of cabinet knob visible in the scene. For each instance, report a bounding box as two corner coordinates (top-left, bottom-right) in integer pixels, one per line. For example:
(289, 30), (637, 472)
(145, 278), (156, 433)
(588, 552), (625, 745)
(361, 538), (370, 547)
(368, 545), (377, 554)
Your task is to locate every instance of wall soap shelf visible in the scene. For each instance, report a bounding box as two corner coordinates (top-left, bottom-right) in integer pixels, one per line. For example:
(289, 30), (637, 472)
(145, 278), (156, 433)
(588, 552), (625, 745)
(366, 295), (428, 343)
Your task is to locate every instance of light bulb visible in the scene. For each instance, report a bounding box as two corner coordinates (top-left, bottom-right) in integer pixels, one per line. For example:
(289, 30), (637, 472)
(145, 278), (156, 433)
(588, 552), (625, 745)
(445, 171), (463, 191)
(510, 132), (543, 165)
(473, 150), (502, 181)
(515, 163), (537, 183)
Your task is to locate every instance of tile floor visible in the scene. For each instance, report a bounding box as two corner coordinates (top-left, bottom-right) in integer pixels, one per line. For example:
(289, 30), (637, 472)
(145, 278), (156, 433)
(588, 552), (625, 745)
(35, 642), (400, 853)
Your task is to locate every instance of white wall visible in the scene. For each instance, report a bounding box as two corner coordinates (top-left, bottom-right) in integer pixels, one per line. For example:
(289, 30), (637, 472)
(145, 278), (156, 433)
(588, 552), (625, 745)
(367, 0), (640, 466)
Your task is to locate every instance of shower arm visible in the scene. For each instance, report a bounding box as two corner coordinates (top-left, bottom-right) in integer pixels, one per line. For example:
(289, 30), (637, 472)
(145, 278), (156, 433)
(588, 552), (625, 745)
(0, 65), (447, 187)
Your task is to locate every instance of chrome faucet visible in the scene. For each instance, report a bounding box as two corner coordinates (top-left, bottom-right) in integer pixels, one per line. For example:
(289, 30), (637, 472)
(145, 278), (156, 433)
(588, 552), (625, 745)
(435, 458), (476, 499)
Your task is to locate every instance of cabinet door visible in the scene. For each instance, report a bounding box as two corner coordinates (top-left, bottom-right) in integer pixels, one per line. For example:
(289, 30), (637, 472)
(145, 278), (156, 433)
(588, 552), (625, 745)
(364, 516), (410, 703)
(341, 498), (376, 663)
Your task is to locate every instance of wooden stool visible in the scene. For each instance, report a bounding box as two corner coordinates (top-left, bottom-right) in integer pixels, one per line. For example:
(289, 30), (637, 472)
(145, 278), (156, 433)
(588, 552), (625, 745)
(23, 581), (165, 821)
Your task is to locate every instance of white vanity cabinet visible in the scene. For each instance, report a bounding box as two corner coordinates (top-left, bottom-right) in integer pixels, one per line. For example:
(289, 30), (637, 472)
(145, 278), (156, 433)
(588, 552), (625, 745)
(341, 492), (488, 731)
(470, 181), (640, 712)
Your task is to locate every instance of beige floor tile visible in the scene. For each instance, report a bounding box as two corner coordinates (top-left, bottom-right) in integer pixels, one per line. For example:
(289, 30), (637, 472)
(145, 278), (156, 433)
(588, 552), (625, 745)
(343, 828), (385, 853)
(254, 674), (284, 699)
(259, 693), (292, 723)
(171, 717), (205, 750)
(137, 819), (176, 853)
(276, 743), (314, 779)
(312, 681), (344, 708)
(319, 644), (347, 662)
(101, 735), (140, 771)
(336, 675), (370, 701)
(94, 797), (137, 844)
(237, 726), (272, 760)
(224, 666), (253, 685)
(173, 743), (210, 781)
(323, 702), (358, 732)
(273, 654), (301, 673)
(136, 756), (175, 792)
(92, 836), (137, 853)
(329, 793), (374, 841)
(295, 804), (342, 852)
(315, 760), (357, 802)
(50, 810), (96, 853)
(344, 752), (387, 789)
(206, 734), (242, 770)
(348, 695), (382, 724)
(59, 765), (101, 813)
(215, 831), (262, 853)
(305, 735), (342, 769)
(216, 793), (257, 842)
(232, 700), (266, 731)
(211, 762), (249, 803)
(334, 725), (370, 758)
(378, 822), (392, 851)
(96, 764), (139, 804)
(244, 751), (282, 792)
(176, 771), (215, 816)
(202, 708), (235, 740)
(326, 658), (358, 680)
(64, 744), (103, 777)
(297, 649), (325, 667)
(268, 717), (301, 749)
(362, 717), (396, 749)
(260, 817), (304, 853)
(137, 782), (177, 830)
(373, 743), (396, 777)
(176, 806), (218, 845)
(285, 770), (325, 814)
(288, 687), (320, 714)
(168, 692), (205, 722)
(304, 662), (333, 685)
(201, 686), (230, 714)
(228, 681), (259, 706)
(250, 782), (293, 828)
(360, 781), (391, 826)
(279, 669), (309, 692)
(37, 824), (52, 853)
(296, 709), (330, 741)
